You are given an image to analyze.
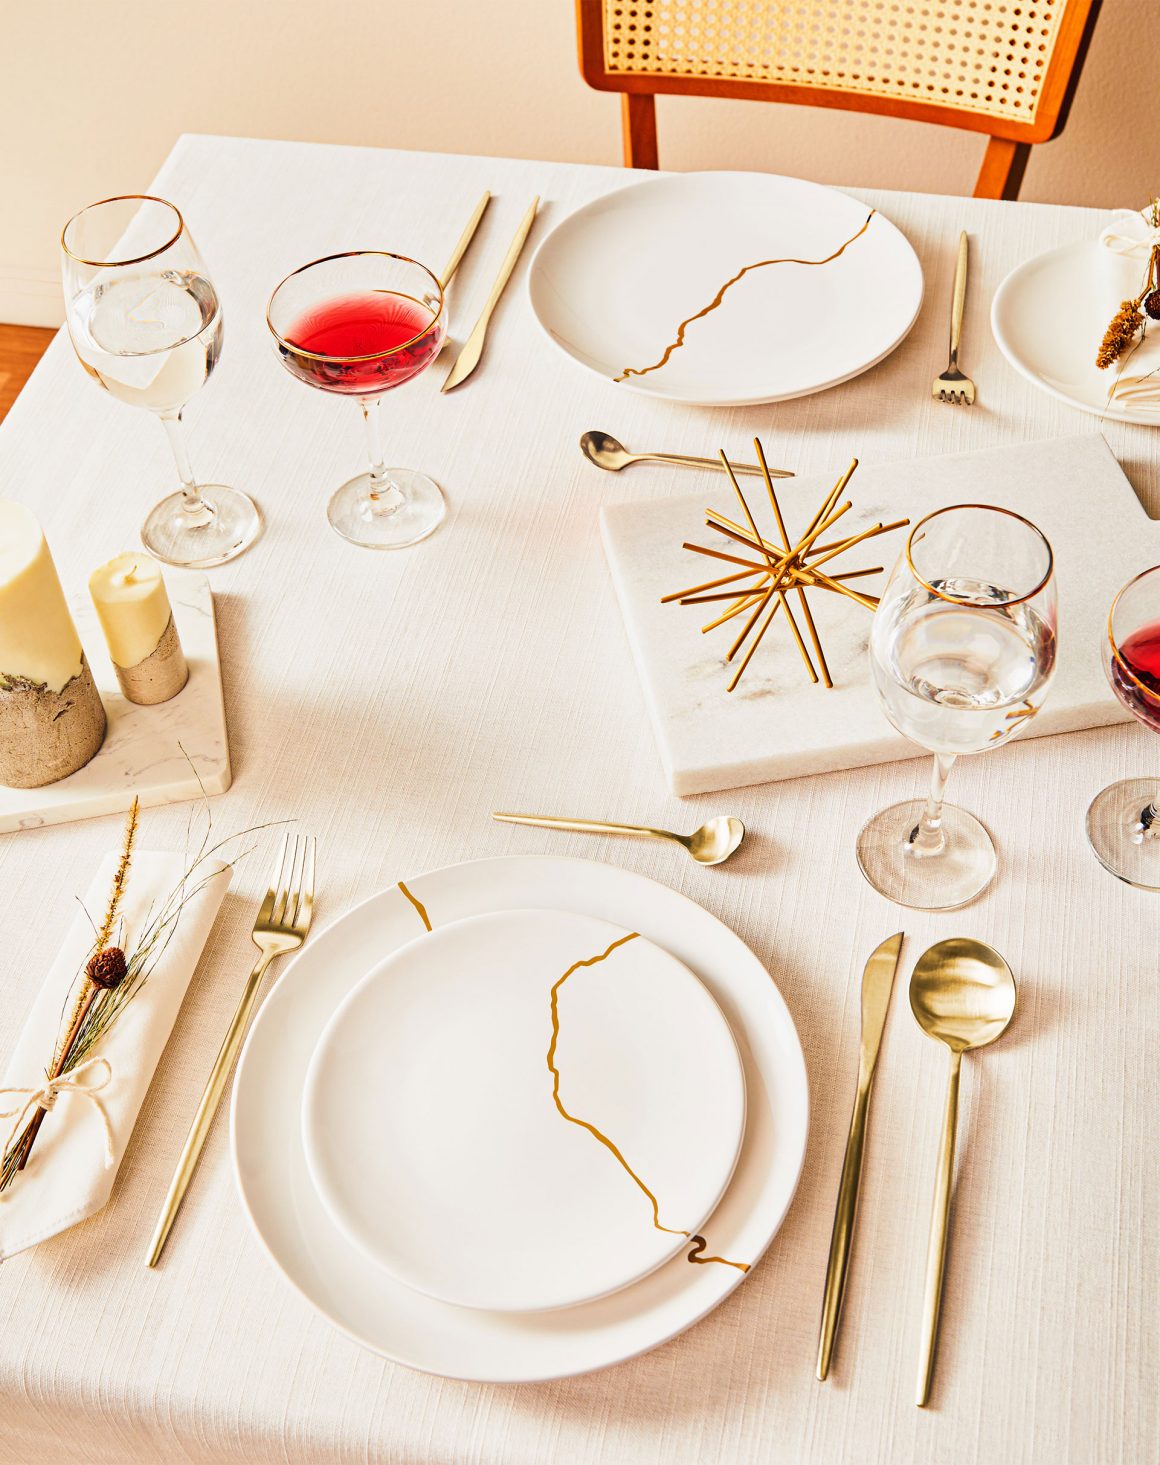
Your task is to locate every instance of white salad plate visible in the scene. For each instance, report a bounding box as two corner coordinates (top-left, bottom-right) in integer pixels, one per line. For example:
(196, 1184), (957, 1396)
(231, 856), (809, 1382)
(301, 907), (747, 1313)
(992, 240), (1160, 427)
(526, 171), (923, 406)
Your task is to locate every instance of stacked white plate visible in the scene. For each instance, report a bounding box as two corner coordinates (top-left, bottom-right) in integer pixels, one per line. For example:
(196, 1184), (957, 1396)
(231, 856), (808, 1381)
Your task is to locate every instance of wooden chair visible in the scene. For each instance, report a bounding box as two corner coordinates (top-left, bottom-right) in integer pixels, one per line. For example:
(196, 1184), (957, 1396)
(576, 0), (1101, 199)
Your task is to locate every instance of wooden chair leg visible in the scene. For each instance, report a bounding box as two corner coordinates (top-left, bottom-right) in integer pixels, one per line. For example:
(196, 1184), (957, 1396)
(974, 138), (1032, 201)
(621, 93), (658, 169)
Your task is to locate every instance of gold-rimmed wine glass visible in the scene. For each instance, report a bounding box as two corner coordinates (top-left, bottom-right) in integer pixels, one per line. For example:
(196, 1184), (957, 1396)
(857, 504), (1058, 910)
(1086, 564), (1160, 888)
(266, 252), (447, 549)
(61, 195), (261, 568)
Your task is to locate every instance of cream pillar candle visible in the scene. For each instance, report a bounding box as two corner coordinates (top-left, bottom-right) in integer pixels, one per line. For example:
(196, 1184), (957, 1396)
(89, 553), (188, 706)
(0, 502), (106, 788)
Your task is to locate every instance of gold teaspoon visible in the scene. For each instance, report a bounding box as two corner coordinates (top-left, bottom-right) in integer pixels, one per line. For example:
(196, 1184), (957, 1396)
(909, 938), (1017, 1407)
(579, 430), (792, 479)
(491, 811), (745, 866)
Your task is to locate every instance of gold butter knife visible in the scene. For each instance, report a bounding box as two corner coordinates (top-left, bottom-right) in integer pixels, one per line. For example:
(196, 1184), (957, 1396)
(816, 931), (904, 1381)
(441, 197), (540, 393)
(439, 191), (490, 289)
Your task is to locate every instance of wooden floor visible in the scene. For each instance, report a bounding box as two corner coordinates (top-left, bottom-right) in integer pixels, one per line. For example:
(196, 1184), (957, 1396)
(0, 324), (54, 423)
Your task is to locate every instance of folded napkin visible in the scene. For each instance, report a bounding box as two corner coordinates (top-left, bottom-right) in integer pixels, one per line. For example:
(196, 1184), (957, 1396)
(0, 849), (229, 1260)
(1097, 207), (1160, 408)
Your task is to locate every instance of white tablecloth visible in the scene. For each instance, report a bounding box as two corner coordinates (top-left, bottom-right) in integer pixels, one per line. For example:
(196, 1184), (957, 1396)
(1, 135), (1156, 1465)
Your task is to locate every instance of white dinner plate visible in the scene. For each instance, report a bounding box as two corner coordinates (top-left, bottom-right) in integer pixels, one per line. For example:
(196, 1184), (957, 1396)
(527, 172), (923, 406)
(231, 856), (809, 1382)
(301, 908), (746, 1313)
(991, 240), (1160, 427)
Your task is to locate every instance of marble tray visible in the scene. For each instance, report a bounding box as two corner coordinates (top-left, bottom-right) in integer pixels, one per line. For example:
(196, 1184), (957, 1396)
(0, 574), (230, 833)
(601, 434), (1145, 796)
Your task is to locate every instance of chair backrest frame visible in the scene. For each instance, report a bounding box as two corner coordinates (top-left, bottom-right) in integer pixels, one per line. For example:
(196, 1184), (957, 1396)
(576, 0), (1101, 147)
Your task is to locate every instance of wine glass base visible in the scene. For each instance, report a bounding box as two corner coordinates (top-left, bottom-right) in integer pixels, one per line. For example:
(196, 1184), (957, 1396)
(856, 800), (997, 910)
(1085, 778), (1160, 890)
(142, 486), (263, 569)
(327, 469), (445, 549)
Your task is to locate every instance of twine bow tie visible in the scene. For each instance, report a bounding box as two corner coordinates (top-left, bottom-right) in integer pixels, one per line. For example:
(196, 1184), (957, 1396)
(1100, 211), (1160, 259)
(0, 1056), (115, 1175)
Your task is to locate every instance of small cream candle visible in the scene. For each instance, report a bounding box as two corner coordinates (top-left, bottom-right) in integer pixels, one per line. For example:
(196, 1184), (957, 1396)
(89, 553), (188, 705)
(0, 502), (106, 787)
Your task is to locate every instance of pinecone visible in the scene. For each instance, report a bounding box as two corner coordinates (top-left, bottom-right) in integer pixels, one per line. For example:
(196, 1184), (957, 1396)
(1145, 290), (1160, 322)
(86, 946), (127, 989)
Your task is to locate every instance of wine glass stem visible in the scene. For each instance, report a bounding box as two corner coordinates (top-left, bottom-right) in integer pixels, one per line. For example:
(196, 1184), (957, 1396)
(158, 410), (213, 526)
(361, 398), (403, 514)
(910, 752), (957, 857)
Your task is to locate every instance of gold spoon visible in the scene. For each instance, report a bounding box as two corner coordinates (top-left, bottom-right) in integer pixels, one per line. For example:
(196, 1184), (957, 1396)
(579, 430), (792, 479)
(491, 811), (745, 866)
(909, 938), (1017, 1408)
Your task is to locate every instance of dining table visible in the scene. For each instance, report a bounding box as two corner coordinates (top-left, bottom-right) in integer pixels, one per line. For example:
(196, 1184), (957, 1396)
(0, 132), (1157, 1465)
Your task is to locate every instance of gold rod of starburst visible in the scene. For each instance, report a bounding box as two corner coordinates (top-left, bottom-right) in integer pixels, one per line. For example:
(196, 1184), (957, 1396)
(727, 583), (778, 660)
(728, 589), (803, 692)
(808, 517), (908, 573)
(701, 589), (770, 634)
(720, 449), (819, 683)
(661, 565), (765, 604)
(682, 541), (771, 570)
(756, 437), (832, 688)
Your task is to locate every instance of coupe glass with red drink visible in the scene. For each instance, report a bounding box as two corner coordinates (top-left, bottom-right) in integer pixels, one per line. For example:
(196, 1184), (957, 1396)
(1087, 564), (1160, 888)
(267, 252), (446, 548)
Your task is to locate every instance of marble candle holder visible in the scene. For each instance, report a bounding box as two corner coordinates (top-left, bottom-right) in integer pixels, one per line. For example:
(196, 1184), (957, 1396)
(0, 574), (230, 834)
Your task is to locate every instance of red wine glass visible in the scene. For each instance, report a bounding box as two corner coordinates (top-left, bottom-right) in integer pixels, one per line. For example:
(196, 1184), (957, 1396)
(267, 252), (446, 548)
(1087, 564), (1160, 887)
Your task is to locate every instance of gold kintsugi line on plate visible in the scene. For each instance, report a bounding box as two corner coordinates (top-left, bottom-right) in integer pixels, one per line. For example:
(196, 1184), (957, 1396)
(397, 881), (432, 932)
(546, 931), (749, 1272)
(613, 211), (877, 383)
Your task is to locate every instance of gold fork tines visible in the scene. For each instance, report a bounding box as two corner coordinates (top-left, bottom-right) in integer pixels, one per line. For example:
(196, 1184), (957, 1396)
(932, 232), (976, 406)
(145, 832), (316, 1267)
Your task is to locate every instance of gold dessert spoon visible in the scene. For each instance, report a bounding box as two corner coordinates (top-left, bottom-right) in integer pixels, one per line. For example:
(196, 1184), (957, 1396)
(909, 937), (1016, 1407)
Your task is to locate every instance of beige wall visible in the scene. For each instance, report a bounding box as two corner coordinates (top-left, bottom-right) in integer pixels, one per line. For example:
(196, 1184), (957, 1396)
(1, 0), (1154, 325)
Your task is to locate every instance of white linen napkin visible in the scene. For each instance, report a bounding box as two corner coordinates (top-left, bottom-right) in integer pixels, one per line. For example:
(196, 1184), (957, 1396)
(0, 849), (229, 1260)
(1097, 208), (1160, 408)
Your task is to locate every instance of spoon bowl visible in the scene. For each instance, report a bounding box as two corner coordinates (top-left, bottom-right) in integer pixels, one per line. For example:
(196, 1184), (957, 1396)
(909, 937), (1016, 1053)
(685, 816), (747, 866)
(580, 430), (633, 471)
(909, 937), (1016, 1408)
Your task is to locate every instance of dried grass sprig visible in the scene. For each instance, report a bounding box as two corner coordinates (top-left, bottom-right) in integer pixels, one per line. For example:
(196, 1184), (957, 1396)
(1, 789), (270, 1193)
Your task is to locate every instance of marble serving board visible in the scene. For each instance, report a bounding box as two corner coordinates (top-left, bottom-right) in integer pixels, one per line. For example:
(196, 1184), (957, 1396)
(0, 574), (230, 833)
(601, 434), (1147, 796)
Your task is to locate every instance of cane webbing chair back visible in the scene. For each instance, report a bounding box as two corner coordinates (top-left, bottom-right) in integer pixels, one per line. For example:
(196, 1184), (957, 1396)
(576, 0), (1101, 198)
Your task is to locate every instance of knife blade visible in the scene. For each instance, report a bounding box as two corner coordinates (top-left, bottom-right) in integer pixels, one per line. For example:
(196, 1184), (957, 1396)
(816, 931), (904, 1382)
(441, 197), (539, 393)
(438, 191), (491, 290)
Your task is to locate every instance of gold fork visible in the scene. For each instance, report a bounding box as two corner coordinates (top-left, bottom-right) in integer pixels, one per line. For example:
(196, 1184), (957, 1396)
(932, 232), (975, 406)
(145, 832), (316, 1266)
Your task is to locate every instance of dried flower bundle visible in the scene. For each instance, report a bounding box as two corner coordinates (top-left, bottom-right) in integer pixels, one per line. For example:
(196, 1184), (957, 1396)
(1097, 199), (1160, 371)
(1, 791), (260, 1193)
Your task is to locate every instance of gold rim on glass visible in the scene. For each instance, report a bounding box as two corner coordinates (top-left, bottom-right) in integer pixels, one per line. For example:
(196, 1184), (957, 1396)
(61, 194), (185, 268)
(905, 502), (1055, 608)
(1107, 563), (1160, 700)
(266, 251), (446, 363)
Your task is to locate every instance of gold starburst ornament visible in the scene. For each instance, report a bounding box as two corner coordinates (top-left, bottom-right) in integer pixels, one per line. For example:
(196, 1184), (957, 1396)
(662, 440), (909, 693)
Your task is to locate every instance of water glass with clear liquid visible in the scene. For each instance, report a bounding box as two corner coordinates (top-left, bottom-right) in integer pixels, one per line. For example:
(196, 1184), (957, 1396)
(857, 504), (1057, 910)
(61, 195), (261, 568)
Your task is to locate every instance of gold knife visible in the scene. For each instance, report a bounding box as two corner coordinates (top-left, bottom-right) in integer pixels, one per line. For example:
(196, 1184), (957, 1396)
(439, 191), (490, 290)
(441, 197), (540, 393)
(816, 931), (905, 1381)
